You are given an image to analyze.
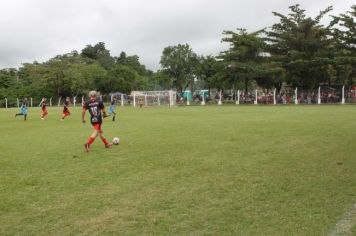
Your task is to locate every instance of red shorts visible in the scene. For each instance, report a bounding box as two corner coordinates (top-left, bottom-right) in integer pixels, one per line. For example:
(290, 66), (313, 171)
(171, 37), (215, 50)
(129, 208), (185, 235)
(93, 123), (102, 131)
(42, 109), (48, 117)
(63, 110), (70, 116)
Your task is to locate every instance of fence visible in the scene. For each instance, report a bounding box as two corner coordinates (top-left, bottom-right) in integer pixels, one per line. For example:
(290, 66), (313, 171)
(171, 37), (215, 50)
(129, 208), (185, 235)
(2, 87), (356, 108)
(177, 86), (356, 106)
(0, 90), (177, 108)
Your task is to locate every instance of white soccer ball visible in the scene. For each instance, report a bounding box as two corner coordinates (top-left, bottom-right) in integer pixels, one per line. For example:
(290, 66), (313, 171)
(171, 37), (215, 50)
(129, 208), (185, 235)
(112, 137), (120, 145)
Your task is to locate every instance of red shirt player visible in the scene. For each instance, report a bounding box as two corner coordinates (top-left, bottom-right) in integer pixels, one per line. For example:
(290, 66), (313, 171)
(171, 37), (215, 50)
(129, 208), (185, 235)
(41, 97), (48, 120)
(61, 97), (71, 120)
(82, 91), (112, 152)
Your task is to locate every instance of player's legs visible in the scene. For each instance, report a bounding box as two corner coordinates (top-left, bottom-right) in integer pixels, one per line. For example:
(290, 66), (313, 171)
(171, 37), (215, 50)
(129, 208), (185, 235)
(99, 129), (112, 148)
(61, 111), (70, 120)
(41, 109), (48, 119)
(99, 129), (109, 146)
(84, 123), (113, 151)
(85, 130), (99, 152)
(112, 112), (116, 121)
(23, 111), (27, 121)
(85, 124), (100, 152)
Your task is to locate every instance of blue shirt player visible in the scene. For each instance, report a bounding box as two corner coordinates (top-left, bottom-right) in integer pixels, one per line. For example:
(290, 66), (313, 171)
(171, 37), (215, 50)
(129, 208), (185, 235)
(15, 97), (28, 121)
(108, 100), (116, 121)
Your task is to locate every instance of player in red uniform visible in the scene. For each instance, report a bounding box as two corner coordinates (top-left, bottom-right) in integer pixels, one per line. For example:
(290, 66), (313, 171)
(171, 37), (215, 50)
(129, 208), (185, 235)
(82, 91), (112, 152)
(61, 97), (71, 121)
(40, 97), (48, 120)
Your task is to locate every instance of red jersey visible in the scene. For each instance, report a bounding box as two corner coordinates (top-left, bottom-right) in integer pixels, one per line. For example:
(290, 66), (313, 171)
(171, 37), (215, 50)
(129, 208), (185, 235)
(63, 100), (69, 112)
(42, 100), (47, 110)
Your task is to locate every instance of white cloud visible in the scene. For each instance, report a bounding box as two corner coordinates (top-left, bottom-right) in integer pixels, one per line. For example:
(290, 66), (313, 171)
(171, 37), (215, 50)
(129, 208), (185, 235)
(0, 0), (354, 71)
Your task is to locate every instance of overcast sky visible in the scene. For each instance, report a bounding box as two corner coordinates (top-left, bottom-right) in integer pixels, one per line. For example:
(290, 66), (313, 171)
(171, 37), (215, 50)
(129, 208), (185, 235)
(0, 0), (354, 71)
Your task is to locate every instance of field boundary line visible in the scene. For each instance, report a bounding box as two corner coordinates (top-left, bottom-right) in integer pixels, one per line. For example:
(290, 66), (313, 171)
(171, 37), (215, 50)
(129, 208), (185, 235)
(329, 203), (356, 236)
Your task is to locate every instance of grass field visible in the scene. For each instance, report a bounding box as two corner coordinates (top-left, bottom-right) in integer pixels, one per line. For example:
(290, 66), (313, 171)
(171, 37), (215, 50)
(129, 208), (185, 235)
(1, 105), (356, 235)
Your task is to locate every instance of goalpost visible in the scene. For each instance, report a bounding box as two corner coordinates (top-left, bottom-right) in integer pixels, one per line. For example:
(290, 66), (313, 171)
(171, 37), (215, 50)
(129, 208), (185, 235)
(125, 90), (176, 107)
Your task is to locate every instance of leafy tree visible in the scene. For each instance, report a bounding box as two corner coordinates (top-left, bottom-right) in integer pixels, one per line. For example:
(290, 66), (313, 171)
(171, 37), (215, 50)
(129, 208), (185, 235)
(330, 5), (356, 85)
(70, 62), (107, 96)
(106, 64), (139, 94)
(265, 4), (334, 88)
(160, 44), (198, 93)
(116, 51), (151, 76)
(81, 42), (115, 69)
(150, 70), (172, 90)
(331, 5), (356, 53)
(220, 29), (268, 92)
(0, 70), (16, 89)
(195, 56), (219, 92)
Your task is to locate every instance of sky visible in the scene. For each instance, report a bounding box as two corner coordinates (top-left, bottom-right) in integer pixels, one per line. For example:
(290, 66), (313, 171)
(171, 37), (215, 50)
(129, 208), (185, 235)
(0, 0), (354, 71)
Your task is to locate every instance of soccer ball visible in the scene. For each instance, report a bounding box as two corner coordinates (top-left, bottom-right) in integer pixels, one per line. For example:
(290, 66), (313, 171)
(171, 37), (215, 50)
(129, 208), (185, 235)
(112, 137), (120, 145)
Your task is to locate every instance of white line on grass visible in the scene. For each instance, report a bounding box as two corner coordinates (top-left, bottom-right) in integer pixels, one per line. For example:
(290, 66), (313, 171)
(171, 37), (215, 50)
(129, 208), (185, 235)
(329, 203), (356, 236)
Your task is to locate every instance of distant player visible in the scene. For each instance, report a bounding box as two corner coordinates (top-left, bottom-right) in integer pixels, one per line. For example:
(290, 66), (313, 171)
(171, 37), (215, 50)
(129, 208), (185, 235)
(15, 97), (28, 121)
(61, 97), (71, 121)
(108, 100), (116, 121)
(139, 96), (144, 108)
(82, 91), (112, 152)
(40, 97), (48, 120)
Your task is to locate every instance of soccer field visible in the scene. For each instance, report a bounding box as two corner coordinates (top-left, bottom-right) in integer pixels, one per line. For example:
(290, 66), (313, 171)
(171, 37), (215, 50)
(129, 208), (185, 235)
(1, 105), (355, 235)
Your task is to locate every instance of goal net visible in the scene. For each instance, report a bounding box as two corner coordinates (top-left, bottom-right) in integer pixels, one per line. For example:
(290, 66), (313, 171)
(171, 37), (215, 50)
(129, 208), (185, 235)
(111, 90), (176, 107)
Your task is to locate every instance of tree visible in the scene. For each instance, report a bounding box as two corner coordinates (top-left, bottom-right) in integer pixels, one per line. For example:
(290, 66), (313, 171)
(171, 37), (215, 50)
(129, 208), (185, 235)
(150, 71), (172, 90)
(330, 5), (356, 85)
(265, 4), (334, 89)
(81, 42), (115, 69)
(331, 5), (356, 53)
(106, 64), (139, 94)
(0, 70), (16, 89)
(116, 51), (151, 76)
(70, 62), (107, 96)
(220, 29), (268, 92)
(160, 44), (198, 93)
(196, 56), (218, 93)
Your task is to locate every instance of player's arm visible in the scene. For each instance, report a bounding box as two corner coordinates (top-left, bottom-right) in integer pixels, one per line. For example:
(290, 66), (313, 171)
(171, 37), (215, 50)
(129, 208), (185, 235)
(81, 108), (87, 123)
(102, 107), (108, 118)
(100, 102), (108, 118)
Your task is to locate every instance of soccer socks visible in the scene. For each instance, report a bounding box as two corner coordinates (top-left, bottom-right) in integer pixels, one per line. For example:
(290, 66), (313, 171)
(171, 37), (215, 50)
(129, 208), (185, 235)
(101, 137), (109, 146)
(62, 112), (70, 119)
(85, 137), (112, 151)
(87, 137), (95, 145)
(15, 113), (26, 120)
(41, 111), (48, 119)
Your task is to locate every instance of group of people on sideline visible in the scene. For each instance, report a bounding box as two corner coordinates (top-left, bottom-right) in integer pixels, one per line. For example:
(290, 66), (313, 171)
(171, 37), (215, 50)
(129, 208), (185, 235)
(179, 89), (348, 105)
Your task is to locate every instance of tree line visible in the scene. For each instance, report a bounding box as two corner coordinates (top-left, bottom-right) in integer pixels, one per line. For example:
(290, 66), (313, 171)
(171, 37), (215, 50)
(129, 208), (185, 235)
(0, 4), (355, 104)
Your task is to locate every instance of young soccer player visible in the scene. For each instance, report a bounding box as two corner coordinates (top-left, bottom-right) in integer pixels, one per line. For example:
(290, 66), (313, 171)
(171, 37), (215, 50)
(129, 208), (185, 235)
(139, 96), (144, 108)
(108, 100), (116, 121)
(82, 91), (112, 152)
(15, 97), (28, 121)
(40, 97), (48, 120)
(61, 97), (71, 120)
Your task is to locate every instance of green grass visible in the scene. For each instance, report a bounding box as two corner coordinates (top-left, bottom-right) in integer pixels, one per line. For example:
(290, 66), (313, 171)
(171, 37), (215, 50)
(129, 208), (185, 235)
(0, 105), (356, 235)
